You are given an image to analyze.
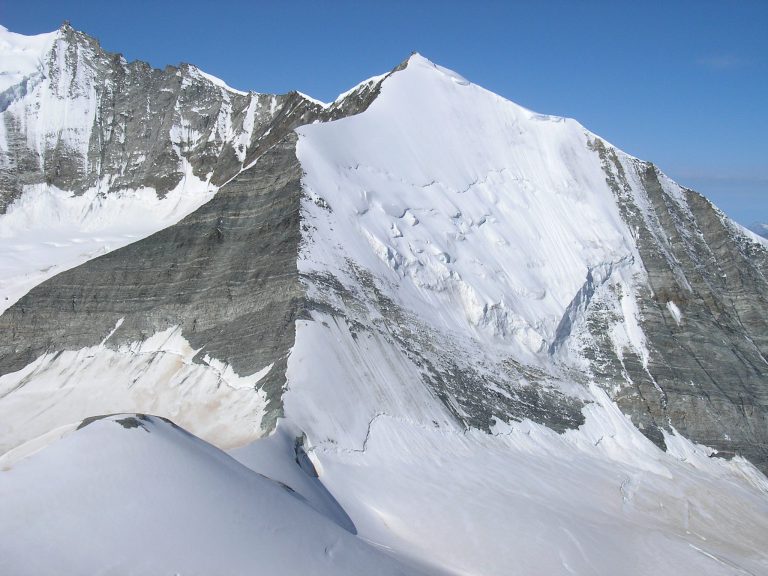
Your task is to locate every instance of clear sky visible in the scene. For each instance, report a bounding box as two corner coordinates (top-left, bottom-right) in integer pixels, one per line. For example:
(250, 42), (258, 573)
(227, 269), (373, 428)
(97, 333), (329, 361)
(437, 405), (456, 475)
(2, 0), (766, 227)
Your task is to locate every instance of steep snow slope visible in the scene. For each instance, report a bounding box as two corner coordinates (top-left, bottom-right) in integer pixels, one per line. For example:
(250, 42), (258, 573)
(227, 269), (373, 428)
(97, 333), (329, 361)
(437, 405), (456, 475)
(293, 53), (768, 464)
(298, 55), (639, 360)
(0, 414), (430, 576)
(283, 54), (768, 574)
(293, 54), (642, 442)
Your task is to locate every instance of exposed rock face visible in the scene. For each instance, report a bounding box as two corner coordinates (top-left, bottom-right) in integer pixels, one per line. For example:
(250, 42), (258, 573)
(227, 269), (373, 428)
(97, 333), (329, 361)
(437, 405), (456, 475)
(300, 266), (587, 435)
(584, 140), (768, 469)
(0, 132), (305, 426)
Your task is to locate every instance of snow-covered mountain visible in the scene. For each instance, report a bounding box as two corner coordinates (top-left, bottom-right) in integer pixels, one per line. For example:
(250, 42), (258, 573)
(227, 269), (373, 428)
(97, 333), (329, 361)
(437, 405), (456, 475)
(1, 23), (767, 575)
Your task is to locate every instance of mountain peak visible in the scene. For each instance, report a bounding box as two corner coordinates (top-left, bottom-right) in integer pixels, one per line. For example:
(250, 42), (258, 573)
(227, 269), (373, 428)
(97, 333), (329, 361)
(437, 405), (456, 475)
(392, 52), (471, 87)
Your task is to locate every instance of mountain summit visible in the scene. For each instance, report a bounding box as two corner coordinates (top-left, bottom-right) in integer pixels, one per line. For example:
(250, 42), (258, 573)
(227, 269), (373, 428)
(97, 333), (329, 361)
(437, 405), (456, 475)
(1, 24), (767, 576)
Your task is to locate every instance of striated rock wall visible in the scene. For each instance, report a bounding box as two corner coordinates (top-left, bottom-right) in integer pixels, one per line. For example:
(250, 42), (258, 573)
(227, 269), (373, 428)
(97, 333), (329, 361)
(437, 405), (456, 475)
(587, 140), (768, 471)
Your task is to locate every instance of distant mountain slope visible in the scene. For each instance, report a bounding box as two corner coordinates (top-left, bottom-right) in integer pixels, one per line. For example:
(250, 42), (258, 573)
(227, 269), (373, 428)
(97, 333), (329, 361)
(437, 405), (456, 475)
(0, 22), (385, 449)
(0, 22), (379, 314)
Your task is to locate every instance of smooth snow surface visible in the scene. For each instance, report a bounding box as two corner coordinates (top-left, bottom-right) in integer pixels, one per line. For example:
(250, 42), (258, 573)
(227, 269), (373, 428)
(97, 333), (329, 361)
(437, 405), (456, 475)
(307, 403), (768, 576)
(0, 415), (428, 576)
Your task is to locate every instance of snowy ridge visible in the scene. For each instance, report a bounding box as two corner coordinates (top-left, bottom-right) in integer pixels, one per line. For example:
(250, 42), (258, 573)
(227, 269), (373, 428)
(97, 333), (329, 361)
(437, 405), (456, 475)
(0, 414), (429, 576)
(296, 53), (647, 395)
(190, 65), (250, 96)
(0, 25), (56, 93)
(333, 71), (388, 104)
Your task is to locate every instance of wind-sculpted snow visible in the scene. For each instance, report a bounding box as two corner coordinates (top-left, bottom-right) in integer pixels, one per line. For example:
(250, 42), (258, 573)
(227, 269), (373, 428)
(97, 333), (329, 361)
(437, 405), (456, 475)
(0, 325), (270, 455)
(298, 55), (639, 357)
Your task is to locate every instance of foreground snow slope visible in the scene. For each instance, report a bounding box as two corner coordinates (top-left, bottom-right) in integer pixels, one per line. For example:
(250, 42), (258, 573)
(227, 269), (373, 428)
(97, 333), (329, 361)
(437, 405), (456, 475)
(0, 414), (432, 576)
(311, 402), (768, 576)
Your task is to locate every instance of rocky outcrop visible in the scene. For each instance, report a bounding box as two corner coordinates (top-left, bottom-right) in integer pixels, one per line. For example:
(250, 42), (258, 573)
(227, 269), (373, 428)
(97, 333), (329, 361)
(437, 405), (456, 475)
(0, 131), (305, 427)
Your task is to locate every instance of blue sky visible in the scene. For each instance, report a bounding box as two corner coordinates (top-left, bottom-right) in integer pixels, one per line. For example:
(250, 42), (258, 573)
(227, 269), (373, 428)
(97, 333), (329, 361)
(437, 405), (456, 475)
(3, 0), (766, 226)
